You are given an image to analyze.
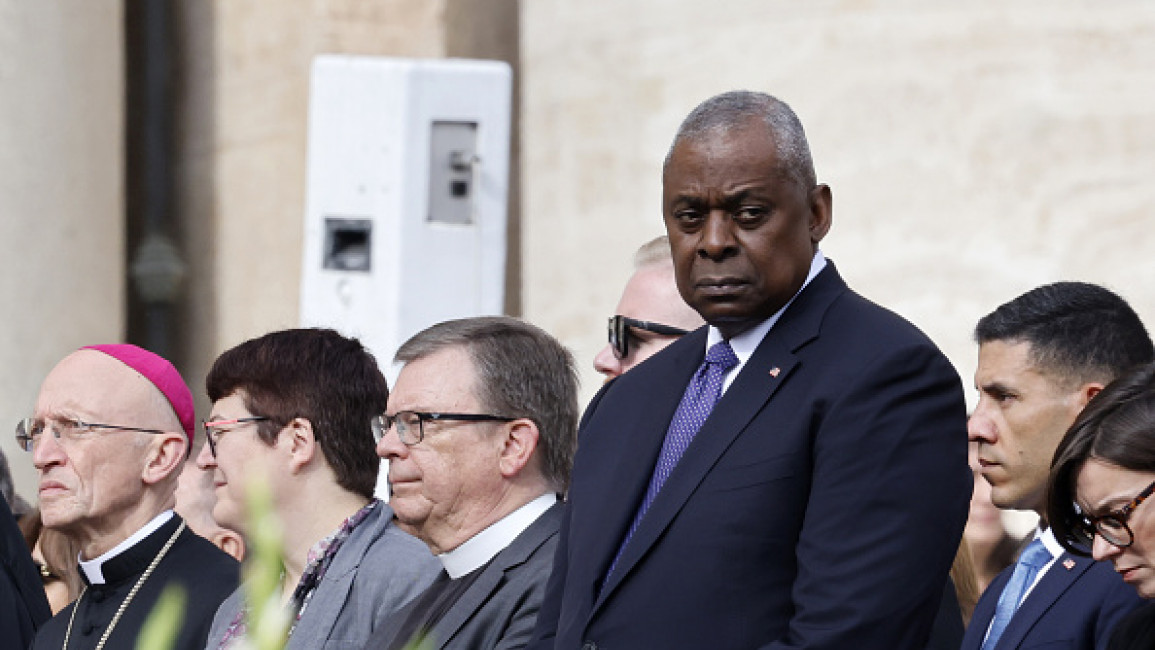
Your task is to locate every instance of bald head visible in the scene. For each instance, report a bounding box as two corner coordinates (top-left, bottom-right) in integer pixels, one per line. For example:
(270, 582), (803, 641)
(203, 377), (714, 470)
(175, 457), (245, 561)
(31, 349), (190, 557)
(40, 350), (186, 436)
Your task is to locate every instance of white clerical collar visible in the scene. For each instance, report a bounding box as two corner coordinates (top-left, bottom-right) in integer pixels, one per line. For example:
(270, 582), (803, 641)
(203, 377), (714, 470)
(79, 510), (174, 585)
(707, 250), (827, 370)
(439, 493), (557, 579)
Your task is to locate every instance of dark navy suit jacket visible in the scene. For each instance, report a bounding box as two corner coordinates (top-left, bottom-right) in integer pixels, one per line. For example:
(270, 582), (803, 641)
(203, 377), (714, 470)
(528, 263), (971, 649)
(961, 549), (1142, 650)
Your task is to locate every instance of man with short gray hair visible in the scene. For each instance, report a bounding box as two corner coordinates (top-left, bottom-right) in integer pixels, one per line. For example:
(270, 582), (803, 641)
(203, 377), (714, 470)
(531, 90), (969, 649)
(367, 316), (578, 650)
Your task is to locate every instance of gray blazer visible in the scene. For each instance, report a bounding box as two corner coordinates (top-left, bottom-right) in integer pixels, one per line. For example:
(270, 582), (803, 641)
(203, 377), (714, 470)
(369, 502), (563, 650)
(206, 501), (440, 650)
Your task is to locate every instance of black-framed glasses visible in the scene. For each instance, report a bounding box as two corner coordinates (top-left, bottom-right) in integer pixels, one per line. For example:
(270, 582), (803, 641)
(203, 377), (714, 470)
(608, 315), (690, 360)
(15, 417), (168, 452)
(1080, 478), (1155, 548)
(201, 417), (270, 458)
(372, 411), (517, 446)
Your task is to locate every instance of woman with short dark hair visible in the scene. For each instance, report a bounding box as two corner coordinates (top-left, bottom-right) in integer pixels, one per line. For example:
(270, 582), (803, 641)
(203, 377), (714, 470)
(1048, 362), (1155, 649)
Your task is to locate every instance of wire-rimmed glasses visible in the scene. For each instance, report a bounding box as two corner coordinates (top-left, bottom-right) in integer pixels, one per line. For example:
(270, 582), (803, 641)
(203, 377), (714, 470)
(15, 417), (168, 452)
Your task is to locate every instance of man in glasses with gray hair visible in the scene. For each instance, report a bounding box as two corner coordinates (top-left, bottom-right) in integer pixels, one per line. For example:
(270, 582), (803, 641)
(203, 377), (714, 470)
(20, 344), (239, 650)
(367, 316), (579, 650)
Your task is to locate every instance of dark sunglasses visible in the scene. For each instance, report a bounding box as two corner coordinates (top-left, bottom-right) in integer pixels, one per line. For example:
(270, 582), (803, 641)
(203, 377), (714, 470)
(608, 315), (690, 359)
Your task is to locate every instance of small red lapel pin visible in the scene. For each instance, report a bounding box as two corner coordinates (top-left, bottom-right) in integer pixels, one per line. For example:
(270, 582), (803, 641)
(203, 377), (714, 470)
(1063, 559), (1076, 570)
(769, 367), (781, 377)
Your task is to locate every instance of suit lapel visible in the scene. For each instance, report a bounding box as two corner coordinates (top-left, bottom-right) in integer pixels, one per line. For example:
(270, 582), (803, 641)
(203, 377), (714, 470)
(593, 264), (845, 613)
(575, 333), (705, 595)
(286, 503), (386, 650)
(963, 569), (1008, 649)
(429, 504), (562, 649)
(992, 552), (1094, 649)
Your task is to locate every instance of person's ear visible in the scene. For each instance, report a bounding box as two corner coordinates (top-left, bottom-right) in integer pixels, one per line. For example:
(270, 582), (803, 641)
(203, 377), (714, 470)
(286, 418), (317, 473)
(1074, 382), (1105, 411)
(212, 529), (246, 562)
(808, 184), (833, 244)
(498, 418), (540, 479)
(143, 433), (188, 485)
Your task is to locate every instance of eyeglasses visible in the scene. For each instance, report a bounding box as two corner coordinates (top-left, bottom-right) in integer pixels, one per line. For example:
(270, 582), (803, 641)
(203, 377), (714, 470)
(201, 417), (270, 458)
(372, 411), (517, 446)
(1079, 478), (1155, 548)
(15, 417), (168, 452)
(607, 315), (690, 360)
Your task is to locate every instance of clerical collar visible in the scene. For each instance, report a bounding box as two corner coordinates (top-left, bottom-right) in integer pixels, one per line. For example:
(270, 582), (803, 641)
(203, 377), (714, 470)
(707, 250), (827, 383)
(79, 510), (175, 585)
(439, 494), (557, 579)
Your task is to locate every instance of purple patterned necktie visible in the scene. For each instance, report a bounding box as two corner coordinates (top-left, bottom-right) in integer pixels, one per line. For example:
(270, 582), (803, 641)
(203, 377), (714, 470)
(607, 340), (739, 578)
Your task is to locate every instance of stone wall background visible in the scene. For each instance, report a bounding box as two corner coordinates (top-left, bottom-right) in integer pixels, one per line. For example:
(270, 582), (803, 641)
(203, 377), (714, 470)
(520, 2), (1155, 405)
(3, 2), (1155, 500)
(0, 1), (124, 497)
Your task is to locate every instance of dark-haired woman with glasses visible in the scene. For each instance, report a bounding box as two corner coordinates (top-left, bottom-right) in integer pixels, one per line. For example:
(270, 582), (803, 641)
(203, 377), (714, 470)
(1048, 362), (1155, 649)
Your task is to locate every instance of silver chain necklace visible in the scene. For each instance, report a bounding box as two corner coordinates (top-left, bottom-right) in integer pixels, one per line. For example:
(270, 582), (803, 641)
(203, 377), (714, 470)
(63, 521), (186, 650)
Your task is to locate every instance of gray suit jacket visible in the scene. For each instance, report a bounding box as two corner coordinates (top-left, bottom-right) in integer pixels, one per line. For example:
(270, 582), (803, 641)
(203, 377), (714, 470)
(206, 501), (440, 650)
(369, 502), (563, 650)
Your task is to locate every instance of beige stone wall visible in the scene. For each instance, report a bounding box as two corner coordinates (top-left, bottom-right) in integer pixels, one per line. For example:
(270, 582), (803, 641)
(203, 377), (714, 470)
(521, 1), (1155, 406)
(0, 2), (124, 499)
(175, 0), (519, 414)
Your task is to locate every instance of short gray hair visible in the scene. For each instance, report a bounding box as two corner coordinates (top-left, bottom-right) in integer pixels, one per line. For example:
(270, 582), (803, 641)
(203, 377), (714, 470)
(395, 316), (579, 492)
(664, 90), (817, 190)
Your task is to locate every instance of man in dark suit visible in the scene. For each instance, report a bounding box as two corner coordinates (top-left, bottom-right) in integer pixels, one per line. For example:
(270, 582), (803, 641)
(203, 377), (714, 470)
(963, 283), (1151, 650)
(367, 316), (579, 650)
(528, 90), (971, 649)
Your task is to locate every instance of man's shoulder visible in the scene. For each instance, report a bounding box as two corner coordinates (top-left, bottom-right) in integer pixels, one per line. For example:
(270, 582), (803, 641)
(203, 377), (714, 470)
(29, 605), (69, 649)
(1032, 558), (1143, 641)
(819, 285), (940, 349)
(354, 505), (440, 590)
(164, 526), (242, 595)
(1077, 556), (1143, 598)
(497, 502), (563, 572)
(361, 505), (438, 563)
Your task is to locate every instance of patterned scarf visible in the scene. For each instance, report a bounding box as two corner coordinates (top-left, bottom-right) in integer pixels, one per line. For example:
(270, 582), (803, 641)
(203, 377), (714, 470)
(218, 500), (379, 649)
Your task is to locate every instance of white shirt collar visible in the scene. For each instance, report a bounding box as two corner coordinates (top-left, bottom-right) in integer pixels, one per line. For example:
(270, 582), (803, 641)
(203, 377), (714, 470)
(707, 250), (827, 391)
(79, 510), (175, 585)
(439, 493), (557, 579)
(1037, 526), (1063, 562)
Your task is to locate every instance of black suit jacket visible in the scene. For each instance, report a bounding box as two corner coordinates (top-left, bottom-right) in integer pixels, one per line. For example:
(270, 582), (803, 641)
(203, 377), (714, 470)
(961, 549), (1142, 650)
(529, 263), (970, 649)
(32, 515), (239, 650)
(0, 494), (49, 648)
(370, 502), (562, 650)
